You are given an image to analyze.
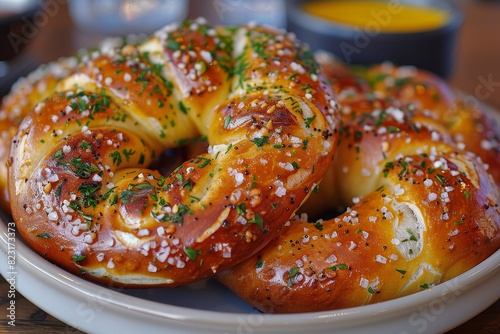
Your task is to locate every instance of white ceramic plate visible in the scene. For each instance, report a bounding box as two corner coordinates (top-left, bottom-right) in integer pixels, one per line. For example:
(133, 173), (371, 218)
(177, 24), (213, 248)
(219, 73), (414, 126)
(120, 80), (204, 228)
(1, 95), (499, 334)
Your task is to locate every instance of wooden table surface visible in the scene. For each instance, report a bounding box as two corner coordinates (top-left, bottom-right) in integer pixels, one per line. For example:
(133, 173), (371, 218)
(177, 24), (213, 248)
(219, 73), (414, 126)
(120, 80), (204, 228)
(1, 1), (499, 333)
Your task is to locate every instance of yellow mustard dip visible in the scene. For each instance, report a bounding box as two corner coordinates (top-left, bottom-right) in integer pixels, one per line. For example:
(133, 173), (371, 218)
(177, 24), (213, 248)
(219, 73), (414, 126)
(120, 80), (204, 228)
(302, 1), (450, 33)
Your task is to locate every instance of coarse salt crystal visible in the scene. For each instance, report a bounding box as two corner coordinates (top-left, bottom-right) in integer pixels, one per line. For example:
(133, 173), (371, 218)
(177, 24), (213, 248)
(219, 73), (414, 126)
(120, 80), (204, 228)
(200, 50), (212, 64)
(157, 226), (165, 237)
(176, 259), (186, 268)
(325, 254), (337, 263)
(137, 229), (150, 237)
(48, 211), (58, 221)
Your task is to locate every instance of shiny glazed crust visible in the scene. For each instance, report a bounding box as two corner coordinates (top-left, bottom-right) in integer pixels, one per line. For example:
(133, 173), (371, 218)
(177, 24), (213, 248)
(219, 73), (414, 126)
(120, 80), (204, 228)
(217, 57), (500, 313)
(5, 20), (338, 287)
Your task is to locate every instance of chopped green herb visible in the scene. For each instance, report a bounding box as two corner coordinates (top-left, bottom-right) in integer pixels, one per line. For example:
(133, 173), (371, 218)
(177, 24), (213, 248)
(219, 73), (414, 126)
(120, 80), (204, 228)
(120, 183), (154, 204)
(197, 157), (211, 168)
(110, 151), (122, 166)
(435, 174), (446, 185)
(184, 247), (200, 261)
(63, 158), (100, 179)
(80, 141), (92, 150)
(36, 233), (52, 239)
(302, 139), (308, 150)
(122, 149), (136, 162)
(236, 203), (246, 216)
(138, 152), (145, 165)
(224, 115), (232, 129)
(313, 220), (323, 231)
(72, 254), (86, 262)
(155, 203), (191, 224)
(179, 101), (189, 114)
(54, 182), (63, 198)
(78, 182), (101, 208)
(406, 228), (417, 242)
(182, 178), (195, 191)
(328, 263), (349, 271)
(250, 136), (269, 148)
(248, 214), (263, 230)
(188, 195), (200, 202)
(304, 115), (316, 128)
(54, 150), (64, 160)
(289, 267), (300, 279)
(387, 126), (400, 133)
(166, 39), (180, 51)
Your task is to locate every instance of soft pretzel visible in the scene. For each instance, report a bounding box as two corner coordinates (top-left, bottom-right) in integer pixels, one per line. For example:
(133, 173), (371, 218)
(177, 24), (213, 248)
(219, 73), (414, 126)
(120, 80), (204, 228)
(217, 58), (500, 313)
(6, 20), (338, 286)
(302, 56), (500, 216)
(0, 58), (79, 210)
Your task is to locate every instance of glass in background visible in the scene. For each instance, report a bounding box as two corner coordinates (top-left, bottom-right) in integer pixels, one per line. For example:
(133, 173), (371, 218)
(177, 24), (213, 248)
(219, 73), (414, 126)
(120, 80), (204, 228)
(68, 0), (189, 35)
(188, 0), (286, 28)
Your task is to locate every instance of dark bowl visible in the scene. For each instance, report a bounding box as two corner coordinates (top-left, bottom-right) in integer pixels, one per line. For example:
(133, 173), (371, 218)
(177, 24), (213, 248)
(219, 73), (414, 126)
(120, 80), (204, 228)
(0, 0), (41, 61)
(286, 0), (463, 78)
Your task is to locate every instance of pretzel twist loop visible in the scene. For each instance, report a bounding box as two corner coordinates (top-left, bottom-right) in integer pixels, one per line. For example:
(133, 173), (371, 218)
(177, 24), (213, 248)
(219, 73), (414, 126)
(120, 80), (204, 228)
(6, 21), (338, 286)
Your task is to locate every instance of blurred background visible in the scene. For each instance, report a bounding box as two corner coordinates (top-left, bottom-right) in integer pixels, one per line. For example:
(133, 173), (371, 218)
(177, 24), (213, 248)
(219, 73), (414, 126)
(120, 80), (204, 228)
(0, 0), (499, 107)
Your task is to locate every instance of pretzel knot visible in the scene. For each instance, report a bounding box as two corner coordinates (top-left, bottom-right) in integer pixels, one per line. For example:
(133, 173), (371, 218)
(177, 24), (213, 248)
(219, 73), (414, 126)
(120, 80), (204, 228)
(7, 20), (338, 286)
(218, 59), (500, 313)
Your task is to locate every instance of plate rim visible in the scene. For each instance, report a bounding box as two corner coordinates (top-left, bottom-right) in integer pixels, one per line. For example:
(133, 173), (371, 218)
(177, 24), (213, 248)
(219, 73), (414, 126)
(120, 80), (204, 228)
(1, 222), (499, 333)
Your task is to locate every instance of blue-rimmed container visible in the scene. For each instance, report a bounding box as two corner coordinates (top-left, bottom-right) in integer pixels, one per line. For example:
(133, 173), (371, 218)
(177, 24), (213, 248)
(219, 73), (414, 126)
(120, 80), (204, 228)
(286, 0), (463, 78)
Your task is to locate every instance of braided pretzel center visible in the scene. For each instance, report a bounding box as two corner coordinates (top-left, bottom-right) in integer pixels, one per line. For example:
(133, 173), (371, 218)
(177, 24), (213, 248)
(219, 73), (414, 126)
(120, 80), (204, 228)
(8, 21), (338, 286)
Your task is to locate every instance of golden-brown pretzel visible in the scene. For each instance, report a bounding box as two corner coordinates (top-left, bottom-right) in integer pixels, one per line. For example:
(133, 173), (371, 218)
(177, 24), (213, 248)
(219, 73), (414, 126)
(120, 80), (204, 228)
(302, 56), (500, 216)
(217, 57), (500, 313)
(0, 57), (79, 210)
(6, 20), (338, 287)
